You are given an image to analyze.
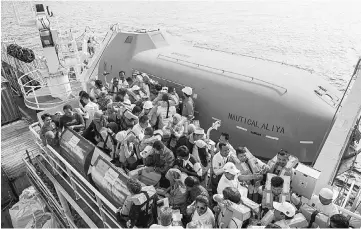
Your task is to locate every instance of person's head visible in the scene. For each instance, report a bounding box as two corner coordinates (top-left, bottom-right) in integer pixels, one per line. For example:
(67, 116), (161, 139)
(187, 124), (196, 135)
(223, 187), (242, 204)
(172, 113), (182, 125)
(143, 101), (153, 114)
(184, 176), (200, 189)
(81, 92), (90, 105)
(219, 142), (230, 157)
(195, 195), (209, 216)
(176, 145), (190, 160)
(114, 95), (124, 103)
(273, 202), (295, 221)
(63, 104), (73, 117)
(79, 90), (86, 98)
(182, 86), (192, 98)
(161, 93), (169, 102)
(119, 71), (125, 80)
(219, 132), (230, 144)
(318, 188), (334, 205)
(139, 115), (149, 129)
(112, 77), (119, 85)
(107, 122), (119, 134)
(41, 113), (52, 126)
(132, 106), (142, 117)
(329, 214), (349, 228)
(158, 206), (173, 227)
(144, 127), (154, 139)
(153, 140), (164, 153)
(94, 79), (103, 89)
(193, 128), (205, 141)
(236, 147), (248, 162)
(126, 178), (142, 194)
(118, 88), (127, 97)
(276, 149), (289, 167)
(168, 86), (175, 95)
(223, 162), (239, 180)
(271, 176), (284, 196)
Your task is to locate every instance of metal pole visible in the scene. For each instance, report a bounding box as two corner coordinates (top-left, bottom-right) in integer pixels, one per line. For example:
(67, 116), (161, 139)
(54, 183), (75, 226)
(342, 180), (355, 208)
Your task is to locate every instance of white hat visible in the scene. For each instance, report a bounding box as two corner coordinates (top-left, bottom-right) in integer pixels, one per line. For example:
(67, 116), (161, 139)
(141, 73), (148, 77)
(182, 87), (192, 95)
(131, 85), (140, 91)
(273, 202), (296, 218)
(195, 140), (207, 148)
(194, 128), (205, 135)
(224, 162), (239, 175)
(143, 101), (153, 109)
(319, 188), (334, 200)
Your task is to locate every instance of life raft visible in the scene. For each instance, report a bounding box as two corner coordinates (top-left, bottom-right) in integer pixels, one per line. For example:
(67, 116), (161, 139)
(7, 44), (35, 63)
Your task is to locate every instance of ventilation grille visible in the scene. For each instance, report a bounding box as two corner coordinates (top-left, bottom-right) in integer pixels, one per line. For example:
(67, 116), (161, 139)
(125, 36), (133, 43)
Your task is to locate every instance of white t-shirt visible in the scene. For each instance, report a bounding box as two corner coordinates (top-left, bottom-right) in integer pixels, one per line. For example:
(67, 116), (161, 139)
(191, 208), (215, 228)
(83, 101), (99, 125)
(217, 174), (248, 197)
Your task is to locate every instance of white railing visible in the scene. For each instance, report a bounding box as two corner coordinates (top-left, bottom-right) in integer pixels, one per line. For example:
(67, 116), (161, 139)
(27, 123), (123, 228)
(18, 69), (84, 110)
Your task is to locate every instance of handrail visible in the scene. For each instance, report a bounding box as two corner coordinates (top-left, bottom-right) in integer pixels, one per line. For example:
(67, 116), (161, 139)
(157, 54), (288, 95)
(193, 45), (315, 74)
(29, 124), (119, 214)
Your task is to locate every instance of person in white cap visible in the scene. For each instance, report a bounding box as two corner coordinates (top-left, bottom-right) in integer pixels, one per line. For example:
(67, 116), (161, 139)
(211, 142), (237, 194)
(273, 202), (296, 228)
(308, 187), (339, 217)
(217, 162), (243, 195)
(181, 86), (194, 120)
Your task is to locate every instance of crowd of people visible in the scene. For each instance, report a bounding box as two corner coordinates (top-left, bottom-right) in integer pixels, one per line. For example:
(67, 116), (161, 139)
(39, 70), (358, 228)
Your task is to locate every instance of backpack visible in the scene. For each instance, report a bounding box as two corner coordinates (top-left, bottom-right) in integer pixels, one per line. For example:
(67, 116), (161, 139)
(128, 187), (158, 228)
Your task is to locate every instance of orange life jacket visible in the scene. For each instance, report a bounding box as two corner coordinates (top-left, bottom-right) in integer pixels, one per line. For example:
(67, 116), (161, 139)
(261, 173), (290, 210)
(267, 155), (298, 177)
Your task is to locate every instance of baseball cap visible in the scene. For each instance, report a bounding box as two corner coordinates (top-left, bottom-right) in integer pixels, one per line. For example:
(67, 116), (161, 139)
(319, 188), (334, 200)
(224, 162), (240, 175)
(182, 87), (192, 96)
(273, 202), (296, 218)
(143, 101), (153, 109)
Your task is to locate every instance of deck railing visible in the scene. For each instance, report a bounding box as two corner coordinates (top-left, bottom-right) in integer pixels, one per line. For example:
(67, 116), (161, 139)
(27, 122), (123, 228)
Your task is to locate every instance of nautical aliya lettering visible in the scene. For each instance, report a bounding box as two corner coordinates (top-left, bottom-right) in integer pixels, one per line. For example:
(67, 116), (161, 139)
(228, 113), (285, 134)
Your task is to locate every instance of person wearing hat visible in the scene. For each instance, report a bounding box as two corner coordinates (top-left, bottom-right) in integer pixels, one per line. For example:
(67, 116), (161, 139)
(211, 142), (237, 194)
(217, 162), (244, 195)
(308, 187), (339, 217)
(181, 86), (194, 120)
(273, 202), (296, 228)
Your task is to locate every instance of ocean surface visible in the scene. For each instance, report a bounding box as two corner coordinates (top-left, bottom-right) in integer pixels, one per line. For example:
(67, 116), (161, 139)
(1, 0), (361, 185)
